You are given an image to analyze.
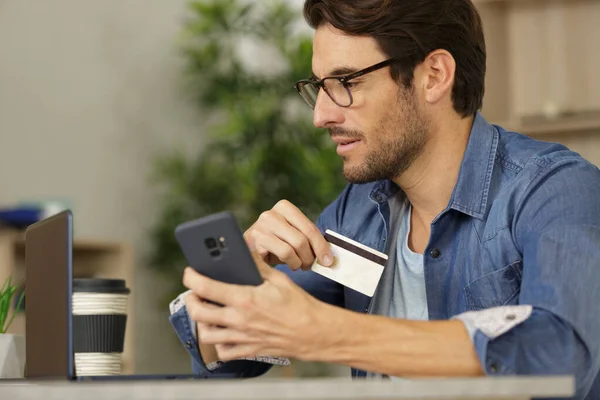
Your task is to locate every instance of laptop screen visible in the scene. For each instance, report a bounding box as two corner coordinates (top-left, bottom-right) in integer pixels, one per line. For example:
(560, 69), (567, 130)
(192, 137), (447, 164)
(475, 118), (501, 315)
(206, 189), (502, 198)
(22, 210), (220, 381)
(24, 210), (73, 379)
(22, 210), (291, 380)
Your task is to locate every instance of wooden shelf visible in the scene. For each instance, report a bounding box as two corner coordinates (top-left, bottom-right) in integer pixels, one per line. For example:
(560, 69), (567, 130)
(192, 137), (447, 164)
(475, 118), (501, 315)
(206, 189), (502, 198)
(473, 0), (594, 4)
(474, 0), (553, 3)
(475, 0), (600, 129)
(0, 228), (136, 374)
(492, 115), (600, 137)
(11, 230), (127, 253)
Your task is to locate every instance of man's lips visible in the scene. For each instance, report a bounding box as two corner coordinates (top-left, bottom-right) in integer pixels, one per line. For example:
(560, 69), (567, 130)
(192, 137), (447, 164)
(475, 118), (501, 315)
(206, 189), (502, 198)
(332, 137), (362, 155)
(331, 137), (361, 145)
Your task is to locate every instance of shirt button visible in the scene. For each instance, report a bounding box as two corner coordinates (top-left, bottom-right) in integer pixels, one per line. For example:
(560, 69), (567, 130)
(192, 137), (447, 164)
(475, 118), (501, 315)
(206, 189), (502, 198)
(185, 340), (193, 348)
(430, 248), (441, 258)
(489, 363), (499, 373)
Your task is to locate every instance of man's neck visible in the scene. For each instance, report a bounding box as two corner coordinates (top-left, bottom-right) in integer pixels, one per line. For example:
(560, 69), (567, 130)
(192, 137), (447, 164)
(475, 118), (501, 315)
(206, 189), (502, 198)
(393, 115), (474, 224)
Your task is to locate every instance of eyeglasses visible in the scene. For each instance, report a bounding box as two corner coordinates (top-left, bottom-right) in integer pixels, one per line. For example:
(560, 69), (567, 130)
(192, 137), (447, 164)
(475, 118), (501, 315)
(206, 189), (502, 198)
(294, 58), (399, 109)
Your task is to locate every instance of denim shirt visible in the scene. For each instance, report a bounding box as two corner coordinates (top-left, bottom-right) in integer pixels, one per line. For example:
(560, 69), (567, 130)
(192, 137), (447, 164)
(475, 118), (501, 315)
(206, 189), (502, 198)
(169, 113), (600, 400)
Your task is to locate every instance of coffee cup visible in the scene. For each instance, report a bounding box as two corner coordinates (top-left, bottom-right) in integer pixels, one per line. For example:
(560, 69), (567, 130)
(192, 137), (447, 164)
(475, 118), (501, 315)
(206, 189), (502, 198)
(72, 278), (130, 376)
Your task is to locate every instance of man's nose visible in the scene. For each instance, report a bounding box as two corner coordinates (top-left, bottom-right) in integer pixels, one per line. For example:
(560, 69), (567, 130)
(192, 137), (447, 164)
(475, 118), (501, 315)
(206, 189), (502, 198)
(313, 89), (344, 128)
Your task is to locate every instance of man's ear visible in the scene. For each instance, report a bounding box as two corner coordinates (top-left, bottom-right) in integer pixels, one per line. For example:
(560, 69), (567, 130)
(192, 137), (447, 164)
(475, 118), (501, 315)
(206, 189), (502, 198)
(420, 49), (456, 105)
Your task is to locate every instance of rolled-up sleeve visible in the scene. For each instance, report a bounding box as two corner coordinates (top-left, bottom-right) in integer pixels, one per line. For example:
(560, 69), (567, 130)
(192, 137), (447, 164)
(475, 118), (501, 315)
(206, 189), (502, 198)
(457, 158), (600, 399)
(455, 305), (590, 377)
(168, 290), (289, 378)
(168, 292), (212, 375)
(166, 198), (348, 378)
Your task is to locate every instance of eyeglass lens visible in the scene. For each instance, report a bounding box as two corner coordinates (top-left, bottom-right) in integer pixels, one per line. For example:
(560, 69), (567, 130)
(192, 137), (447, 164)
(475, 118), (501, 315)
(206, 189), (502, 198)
(299, 79), (351, 108)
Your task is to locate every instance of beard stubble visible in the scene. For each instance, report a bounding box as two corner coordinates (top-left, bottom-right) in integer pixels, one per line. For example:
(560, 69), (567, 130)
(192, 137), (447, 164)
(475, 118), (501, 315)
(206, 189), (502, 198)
(336, 86), (430, 184)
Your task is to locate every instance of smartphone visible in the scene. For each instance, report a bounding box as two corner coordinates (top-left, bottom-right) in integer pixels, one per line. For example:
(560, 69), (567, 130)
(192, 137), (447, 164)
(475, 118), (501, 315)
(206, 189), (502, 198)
(174, 211), (263, 287)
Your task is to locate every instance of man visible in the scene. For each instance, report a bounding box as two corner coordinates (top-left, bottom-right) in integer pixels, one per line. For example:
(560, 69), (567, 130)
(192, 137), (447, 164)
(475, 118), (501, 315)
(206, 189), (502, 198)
(168, 0), (600, 398)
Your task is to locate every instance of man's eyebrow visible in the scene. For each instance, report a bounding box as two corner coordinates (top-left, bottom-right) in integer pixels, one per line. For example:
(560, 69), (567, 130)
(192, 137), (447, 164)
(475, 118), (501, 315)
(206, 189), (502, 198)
(329, 66), (359, 76)
(312, 66), (360, 80)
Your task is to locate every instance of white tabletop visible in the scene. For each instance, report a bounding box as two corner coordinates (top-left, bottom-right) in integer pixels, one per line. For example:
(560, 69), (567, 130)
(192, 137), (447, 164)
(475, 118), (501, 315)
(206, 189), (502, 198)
(0, 376), (574, 400)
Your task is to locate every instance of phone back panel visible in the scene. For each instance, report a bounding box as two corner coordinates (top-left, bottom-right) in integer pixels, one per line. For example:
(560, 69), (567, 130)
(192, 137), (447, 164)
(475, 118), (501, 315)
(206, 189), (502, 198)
(175, 211), (263, 286)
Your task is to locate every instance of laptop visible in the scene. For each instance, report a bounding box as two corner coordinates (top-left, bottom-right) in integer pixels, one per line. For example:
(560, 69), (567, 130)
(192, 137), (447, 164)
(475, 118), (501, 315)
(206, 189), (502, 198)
(24, 210), (234, 381)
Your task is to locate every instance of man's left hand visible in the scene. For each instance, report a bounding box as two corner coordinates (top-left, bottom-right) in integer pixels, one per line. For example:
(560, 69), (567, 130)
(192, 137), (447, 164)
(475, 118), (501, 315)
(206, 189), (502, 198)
(182, 253), (332, 362)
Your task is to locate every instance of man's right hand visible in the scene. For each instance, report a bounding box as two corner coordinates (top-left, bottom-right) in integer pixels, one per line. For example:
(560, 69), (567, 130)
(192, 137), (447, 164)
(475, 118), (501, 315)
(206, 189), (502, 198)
(184, 291), (220, 365)
(243, 200), (334, 271)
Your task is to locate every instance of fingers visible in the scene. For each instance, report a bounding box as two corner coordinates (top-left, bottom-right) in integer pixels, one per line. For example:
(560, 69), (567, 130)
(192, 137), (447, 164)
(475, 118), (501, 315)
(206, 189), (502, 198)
(272, 200), (333, 267)
(198, 325), (260, 346)
(183, 267), (247, 307)
(249, 228), (304, 270)
(187, 294), (261, 347)
(245, 199), (333, 271)
(185, 292), (229, 326)
(250, 251), (276, 278)
(258, 210), (315, 269)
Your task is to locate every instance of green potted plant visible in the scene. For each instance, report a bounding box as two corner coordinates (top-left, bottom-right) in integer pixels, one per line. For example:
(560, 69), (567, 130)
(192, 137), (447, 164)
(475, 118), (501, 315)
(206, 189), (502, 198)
(147, 0), (347, 377)
(147, 0), (346, 304)
(0, 276), (25, 379)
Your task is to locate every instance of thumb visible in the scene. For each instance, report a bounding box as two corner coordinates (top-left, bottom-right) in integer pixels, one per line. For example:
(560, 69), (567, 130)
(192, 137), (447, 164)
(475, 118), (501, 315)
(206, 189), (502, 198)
(255, 244), (283, 267)
(251, 250), (275, 279)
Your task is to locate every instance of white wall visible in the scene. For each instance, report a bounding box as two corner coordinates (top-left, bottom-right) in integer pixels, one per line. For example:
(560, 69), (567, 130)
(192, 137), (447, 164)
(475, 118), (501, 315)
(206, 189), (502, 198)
(2, 0), (599, 378)
(0, 0), (331, 377)
(0, 0), (208, 373)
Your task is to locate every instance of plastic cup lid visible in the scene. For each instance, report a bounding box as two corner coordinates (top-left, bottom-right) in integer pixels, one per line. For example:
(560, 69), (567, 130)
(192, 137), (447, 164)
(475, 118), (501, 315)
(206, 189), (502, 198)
(73, 278), (130, 294)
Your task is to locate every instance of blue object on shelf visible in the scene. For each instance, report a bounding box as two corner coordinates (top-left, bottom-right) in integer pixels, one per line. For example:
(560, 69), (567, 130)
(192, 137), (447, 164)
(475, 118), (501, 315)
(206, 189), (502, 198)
(0, 206), (44, 229)
(12, 286), (25, 313)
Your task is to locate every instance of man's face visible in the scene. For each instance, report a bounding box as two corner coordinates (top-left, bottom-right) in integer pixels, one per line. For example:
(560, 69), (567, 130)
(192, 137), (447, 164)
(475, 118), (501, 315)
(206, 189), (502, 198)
(312, 24), (429, 184)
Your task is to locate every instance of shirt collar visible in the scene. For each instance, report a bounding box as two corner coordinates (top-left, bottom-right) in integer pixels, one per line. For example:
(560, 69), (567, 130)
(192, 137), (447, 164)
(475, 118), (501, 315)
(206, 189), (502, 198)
(447, 112), (499, 219)
(369, 112), (499, 220)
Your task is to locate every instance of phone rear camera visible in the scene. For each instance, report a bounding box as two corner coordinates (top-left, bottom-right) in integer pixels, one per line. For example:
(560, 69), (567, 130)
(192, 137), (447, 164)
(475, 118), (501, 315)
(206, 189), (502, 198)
(209, 249), (221, 258)
(205, 238), (218, 249)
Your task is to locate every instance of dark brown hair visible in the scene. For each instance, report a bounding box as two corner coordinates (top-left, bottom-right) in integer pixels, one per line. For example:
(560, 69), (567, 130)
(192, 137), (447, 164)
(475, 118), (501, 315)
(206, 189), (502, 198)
(304, 0), (486, 117)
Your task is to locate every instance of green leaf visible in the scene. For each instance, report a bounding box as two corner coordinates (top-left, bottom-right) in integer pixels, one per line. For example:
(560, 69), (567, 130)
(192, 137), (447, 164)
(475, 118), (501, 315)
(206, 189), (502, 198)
(146, 0), (347, 315)
(1, 275), (11, 295)
(0, 294), (9, 333)
(5, 289), (25, 334)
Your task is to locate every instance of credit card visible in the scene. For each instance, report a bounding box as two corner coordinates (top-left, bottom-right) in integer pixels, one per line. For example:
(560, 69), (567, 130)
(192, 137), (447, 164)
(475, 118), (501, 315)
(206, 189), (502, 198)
(310, 230), (387, 297)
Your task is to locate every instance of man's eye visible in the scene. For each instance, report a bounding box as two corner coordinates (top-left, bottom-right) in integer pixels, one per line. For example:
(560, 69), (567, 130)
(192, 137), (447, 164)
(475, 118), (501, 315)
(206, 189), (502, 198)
(344, 81), (359, 89)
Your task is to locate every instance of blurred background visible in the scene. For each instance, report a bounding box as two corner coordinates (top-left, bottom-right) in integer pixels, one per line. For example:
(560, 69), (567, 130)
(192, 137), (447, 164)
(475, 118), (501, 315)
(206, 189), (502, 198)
(0, 0), (599, 378)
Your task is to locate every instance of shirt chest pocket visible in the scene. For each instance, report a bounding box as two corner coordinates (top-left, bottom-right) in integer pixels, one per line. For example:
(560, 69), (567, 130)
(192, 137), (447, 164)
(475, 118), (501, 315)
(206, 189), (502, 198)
(464, 260), (523, 311)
